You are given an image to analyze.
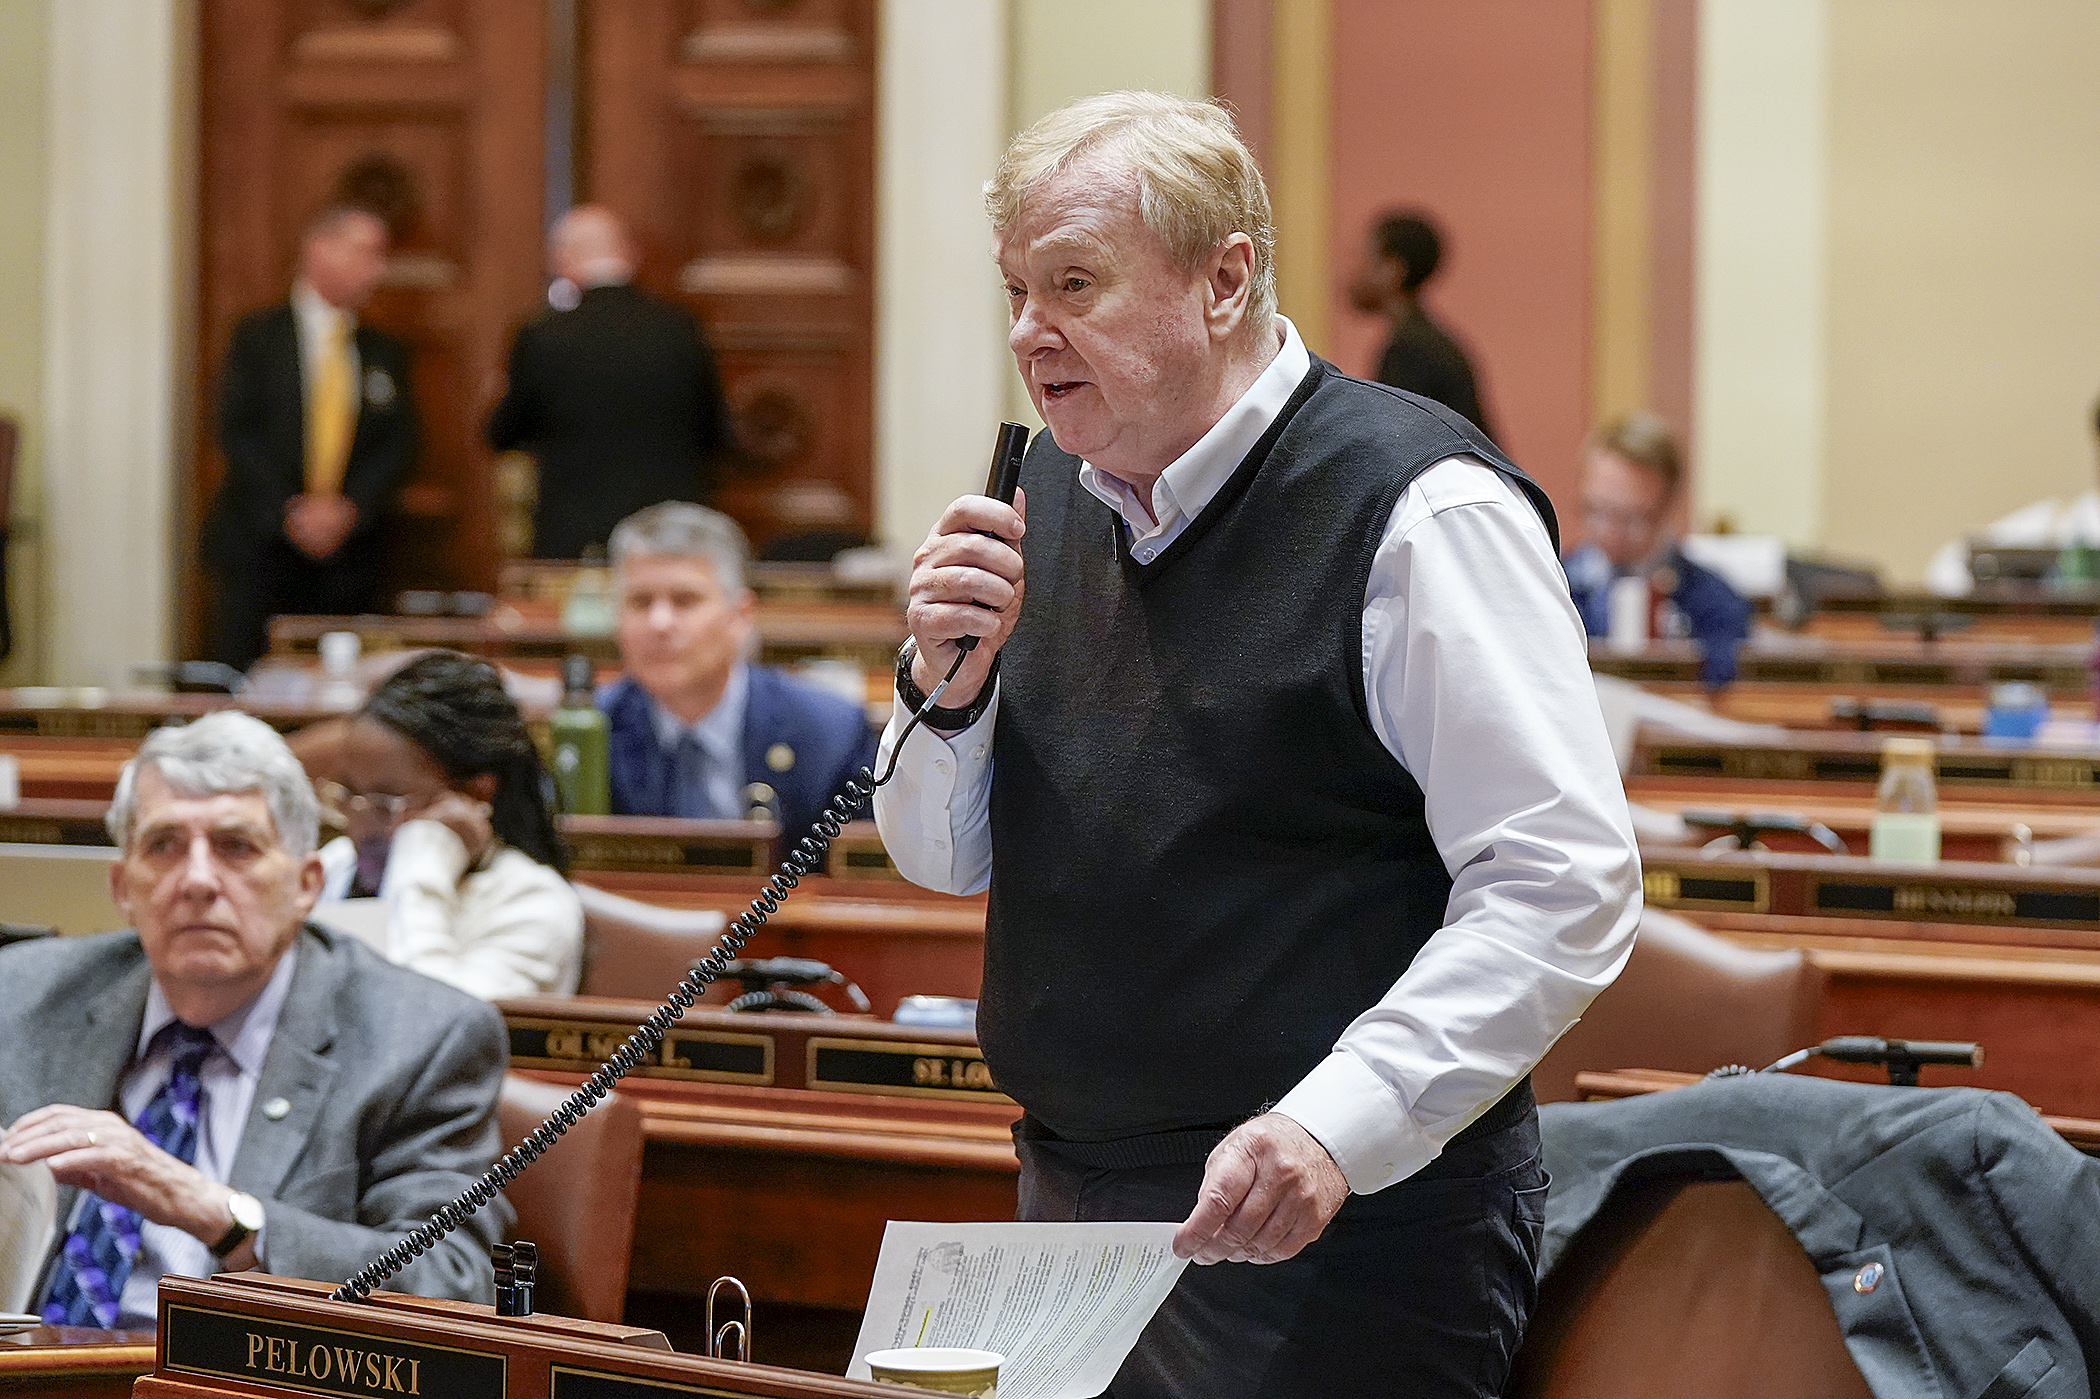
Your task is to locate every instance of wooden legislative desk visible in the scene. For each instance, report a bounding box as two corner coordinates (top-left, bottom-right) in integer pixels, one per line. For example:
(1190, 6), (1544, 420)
(0, 1326), (154, 1397)
(137, 1274), (894, 1398)
(1594, 634), (2093, 694)
(1625, 724), (2100, 861)
(1640, 850), (2100, 1117)
(266, 595), (907, 668)
(497, 1000), (1018, 1314)
(1670, 682), (2086, 735)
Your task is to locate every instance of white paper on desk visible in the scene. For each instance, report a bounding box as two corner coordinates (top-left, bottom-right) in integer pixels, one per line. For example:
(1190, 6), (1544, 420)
(0, 1160), (56, 1314)
(847, 1221), (1188, 1399)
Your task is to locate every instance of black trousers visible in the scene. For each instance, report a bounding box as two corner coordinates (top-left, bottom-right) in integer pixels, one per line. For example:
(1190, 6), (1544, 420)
(207, 530), (385, 671)
(1014, 1107), (1546, 1399)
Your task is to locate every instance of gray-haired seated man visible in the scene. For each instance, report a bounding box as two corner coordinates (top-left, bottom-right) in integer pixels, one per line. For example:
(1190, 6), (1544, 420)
(0, 711), (511, 1327)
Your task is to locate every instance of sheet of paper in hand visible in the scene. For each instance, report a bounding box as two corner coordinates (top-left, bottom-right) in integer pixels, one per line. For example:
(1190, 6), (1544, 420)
(0, 1159), (56, 1316)
(847, 1221), (1188, 1399)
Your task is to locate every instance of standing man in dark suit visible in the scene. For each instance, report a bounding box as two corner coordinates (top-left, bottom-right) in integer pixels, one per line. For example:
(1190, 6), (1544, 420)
(597, 502), (875, 839)
(487, 206), (734, 560)
(1348, 209), (1494, 439)
(207, 205), (416, 671)
(0, 712), (510, 1326)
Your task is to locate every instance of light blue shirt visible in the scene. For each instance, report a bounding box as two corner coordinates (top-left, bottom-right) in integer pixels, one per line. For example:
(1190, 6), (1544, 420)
(646, 662), (749, 820)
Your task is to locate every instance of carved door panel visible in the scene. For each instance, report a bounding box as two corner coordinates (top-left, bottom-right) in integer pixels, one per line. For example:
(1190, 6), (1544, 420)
(585, 0), (876, 551)
(193, 0), (545, 651)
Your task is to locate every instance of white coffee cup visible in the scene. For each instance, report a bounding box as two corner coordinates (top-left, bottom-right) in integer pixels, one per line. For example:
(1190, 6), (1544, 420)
(864, 1347), (1002, 1396)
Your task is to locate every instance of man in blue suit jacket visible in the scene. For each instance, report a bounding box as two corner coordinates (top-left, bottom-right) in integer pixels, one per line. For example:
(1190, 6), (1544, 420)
(1562, 414), (1750, 688)
(600, 502), (877, 840)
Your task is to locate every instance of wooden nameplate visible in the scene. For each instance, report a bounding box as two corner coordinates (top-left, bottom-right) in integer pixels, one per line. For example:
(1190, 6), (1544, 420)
(140, 1274), (891, 1398)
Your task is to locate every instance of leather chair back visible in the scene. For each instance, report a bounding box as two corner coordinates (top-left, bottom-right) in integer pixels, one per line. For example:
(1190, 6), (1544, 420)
(496, 1074), (644, 1323)
(1531, 910), (1826, 1103)
(1510, 1177), (1871, 1398)
(577, 882), (728, 1001)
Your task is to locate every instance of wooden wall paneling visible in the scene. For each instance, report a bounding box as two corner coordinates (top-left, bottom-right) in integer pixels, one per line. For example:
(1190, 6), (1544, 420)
(586, 0), (876, 552)
(192, 0), (545, 657)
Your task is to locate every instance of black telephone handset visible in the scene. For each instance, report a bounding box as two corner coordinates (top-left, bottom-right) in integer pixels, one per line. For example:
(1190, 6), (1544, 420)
(332, 424), (1031, 1305)
(954, 421), (1030, 654)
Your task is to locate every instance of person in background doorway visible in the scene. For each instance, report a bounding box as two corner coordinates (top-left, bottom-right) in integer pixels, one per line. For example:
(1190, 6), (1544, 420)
(486, 206), (735, 560)
(1563, 414), (1750, 688)
(1348, 209), (1493, 437)
(206, 205), (416, 672)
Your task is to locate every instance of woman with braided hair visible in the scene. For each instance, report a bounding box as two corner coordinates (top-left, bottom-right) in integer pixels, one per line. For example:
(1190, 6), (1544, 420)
(314, 649), (583, 999)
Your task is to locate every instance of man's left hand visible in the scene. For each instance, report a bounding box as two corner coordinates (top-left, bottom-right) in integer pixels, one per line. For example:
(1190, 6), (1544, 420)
(1174, 1113), (1349, 1265)
(1, 1104), (239, 1251)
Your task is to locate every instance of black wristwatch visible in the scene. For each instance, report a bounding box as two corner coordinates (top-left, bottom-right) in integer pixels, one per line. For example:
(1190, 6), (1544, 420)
(896, 639), (999, 731)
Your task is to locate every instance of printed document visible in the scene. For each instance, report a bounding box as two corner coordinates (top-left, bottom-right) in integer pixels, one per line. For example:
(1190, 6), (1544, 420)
(847, 1221), (1188, 1399)
(0, 1160), (56, 1314)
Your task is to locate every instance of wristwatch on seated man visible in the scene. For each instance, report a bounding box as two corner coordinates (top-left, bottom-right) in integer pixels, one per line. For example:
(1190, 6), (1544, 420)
(895, 638), (999, 732)
(213, 1189), (266, 1259)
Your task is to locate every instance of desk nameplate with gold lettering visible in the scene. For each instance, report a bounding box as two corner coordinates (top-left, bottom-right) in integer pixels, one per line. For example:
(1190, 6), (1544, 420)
(805, 1036), (1012, 1103)
(1636, 735), (2100, 792)
(1640, 864), (1771, 915)
(161, 1301), (505, 1398)
(508, 1018), (776, 1086)
(1812, 879), (2100, 929)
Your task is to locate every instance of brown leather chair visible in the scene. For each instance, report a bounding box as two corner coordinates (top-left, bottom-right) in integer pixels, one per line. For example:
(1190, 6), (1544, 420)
(1510, 1175), (1872, 1398)
(1531, 910), (1826, 1103)
(496, 1074), (645, 1323)
(576, 882), (729, 1001)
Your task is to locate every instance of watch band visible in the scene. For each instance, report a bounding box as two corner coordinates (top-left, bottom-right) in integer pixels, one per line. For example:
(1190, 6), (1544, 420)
(896, 639), (1000, 731)
(213, 1190), (264, 1256)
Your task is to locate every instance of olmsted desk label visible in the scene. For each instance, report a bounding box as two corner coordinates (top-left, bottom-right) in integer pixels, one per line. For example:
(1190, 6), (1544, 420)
(162, 1302), (505, 1398)
(508, 1018), (774, 1085)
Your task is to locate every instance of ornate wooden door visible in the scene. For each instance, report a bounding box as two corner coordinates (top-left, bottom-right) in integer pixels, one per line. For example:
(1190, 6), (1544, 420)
(192, 0), (546, 652)
(583, 0), (877, 551)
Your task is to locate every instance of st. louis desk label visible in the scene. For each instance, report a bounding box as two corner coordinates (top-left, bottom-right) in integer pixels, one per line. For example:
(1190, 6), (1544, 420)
(162, 1303), (505, 1398)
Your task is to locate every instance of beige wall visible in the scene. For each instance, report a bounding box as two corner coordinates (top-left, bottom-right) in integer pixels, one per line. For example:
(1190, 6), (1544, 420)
(0, 2), (47, 685)
(1820, 0), (2100, 582)
(998, 0), (1212, 426)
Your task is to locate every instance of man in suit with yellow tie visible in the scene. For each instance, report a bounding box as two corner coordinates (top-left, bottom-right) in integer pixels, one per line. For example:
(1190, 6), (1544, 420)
(205, 205), (416, 671)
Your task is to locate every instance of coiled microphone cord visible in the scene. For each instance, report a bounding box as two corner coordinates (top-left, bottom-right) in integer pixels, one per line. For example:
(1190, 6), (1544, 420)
(331, 646), (974, 1303)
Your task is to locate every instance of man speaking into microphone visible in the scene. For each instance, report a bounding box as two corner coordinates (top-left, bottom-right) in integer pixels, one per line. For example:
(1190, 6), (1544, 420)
(873, 93), (1639, 1399)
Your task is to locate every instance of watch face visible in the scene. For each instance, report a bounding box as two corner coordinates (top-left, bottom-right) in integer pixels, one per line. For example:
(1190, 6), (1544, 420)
(229, 1191), (266, 1232)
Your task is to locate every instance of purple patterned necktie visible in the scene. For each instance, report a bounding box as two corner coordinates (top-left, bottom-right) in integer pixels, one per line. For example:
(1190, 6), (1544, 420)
(41, 1021), (218, 1329)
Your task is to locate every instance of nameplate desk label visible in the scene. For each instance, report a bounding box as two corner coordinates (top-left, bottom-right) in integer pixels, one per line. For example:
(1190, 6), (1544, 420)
(509, 1019), (775, 1085)
(807, 1037), (1010, 1102)
(1813, 881), (2100, 926)
(1643, 743), (2100, 790)
(162, 1302), (506, 1398)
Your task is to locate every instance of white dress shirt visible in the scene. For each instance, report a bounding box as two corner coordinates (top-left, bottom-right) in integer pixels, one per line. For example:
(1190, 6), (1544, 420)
(90, 945), (299, 1326)
(317, 825), (585, 1001)
(291, 279), (361, 439)
(1923, 487), (2100, 595)
(873, 317), (1641, 1194)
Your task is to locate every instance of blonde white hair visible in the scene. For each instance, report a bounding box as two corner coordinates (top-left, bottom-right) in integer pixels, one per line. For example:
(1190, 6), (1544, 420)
(985, 91), (1276, 333)
(107, 710), (319, 855)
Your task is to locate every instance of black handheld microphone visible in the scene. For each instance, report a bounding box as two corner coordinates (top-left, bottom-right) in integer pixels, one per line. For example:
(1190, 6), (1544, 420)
(956, 421), (1030, 654)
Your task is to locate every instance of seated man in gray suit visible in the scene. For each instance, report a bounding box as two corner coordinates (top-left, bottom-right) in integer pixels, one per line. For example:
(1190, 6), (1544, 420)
(0, 711), (511, 1328)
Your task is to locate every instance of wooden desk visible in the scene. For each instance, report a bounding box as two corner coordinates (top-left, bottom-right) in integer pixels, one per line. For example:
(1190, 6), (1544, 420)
(1594, 635), (2093, 693)
(498, 1001), (1018, 1312)
(0, 1327), (155, 1397)
(1639, 850), (2100, 1116)
(267, 596), (906, 668)
(1641, 797), (2100, 863)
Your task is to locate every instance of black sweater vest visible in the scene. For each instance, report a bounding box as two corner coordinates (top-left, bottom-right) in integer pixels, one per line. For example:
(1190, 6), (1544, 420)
(982, 359), (1556, 1142)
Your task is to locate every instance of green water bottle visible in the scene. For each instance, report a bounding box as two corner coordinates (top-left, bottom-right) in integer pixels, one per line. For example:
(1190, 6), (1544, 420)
(549, 654), (610, 815)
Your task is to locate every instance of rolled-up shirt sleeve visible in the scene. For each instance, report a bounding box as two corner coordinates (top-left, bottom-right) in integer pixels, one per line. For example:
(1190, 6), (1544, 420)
(871, 686), (1000, 895)
(1273, 459), (1642, 1194)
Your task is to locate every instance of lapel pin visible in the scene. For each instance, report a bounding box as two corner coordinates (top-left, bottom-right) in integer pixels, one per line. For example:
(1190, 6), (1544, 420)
(766, 743), (796, 773)
(262, 1096), (291, 1121)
